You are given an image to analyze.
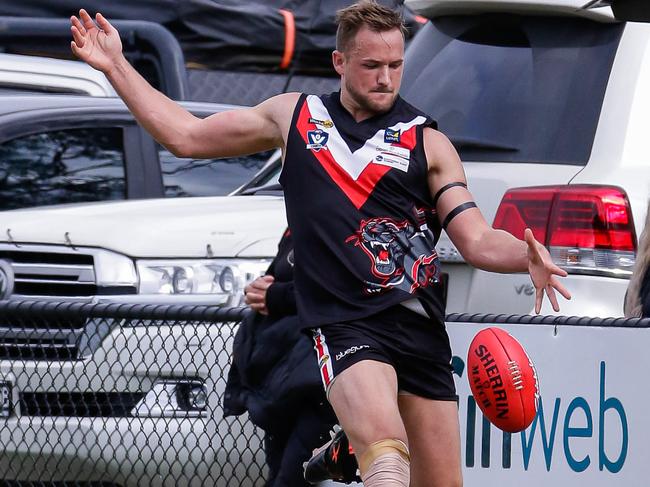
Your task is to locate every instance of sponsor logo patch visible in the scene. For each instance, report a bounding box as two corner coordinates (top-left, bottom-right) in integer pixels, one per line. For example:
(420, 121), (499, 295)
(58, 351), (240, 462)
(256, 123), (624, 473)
(384, 128), (401, 144)
(335, 345), (370, 361)
(309, 117), (334, 128)
(306, 129), (329, 152)
(374, 154), (409, 172)
(374, 144), (410, 172)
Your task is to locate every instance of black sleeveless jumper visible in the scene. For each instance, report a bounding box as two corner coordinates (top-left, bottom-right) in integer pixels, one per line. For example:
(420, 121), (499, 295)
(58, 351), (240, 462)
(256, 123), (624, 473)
(280, 92), (446, 328)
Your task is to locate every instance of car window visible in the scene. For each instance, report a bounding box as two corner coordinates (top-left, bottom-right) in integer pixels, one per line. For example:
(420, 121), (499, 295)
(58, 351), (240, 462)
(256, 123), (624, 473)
(159, 146), (274, 197)
(401, 15), (624, 165)
(0, 127), (126, 210)
(254, 162), (281, 188)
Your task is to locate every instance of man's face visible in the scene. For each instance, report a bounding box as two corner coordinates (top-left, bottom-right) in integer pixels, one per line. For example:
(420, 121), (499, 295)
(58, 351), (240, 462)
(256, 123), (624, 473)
(334, 26), (405, 115)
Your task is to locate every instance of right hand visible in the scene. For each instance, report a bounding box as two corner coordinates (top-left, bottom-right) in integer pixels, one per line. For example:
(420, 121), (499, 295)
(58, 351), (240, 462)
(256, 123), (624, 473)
(70, 9), (123, 73)
(244, 275), (275, 315)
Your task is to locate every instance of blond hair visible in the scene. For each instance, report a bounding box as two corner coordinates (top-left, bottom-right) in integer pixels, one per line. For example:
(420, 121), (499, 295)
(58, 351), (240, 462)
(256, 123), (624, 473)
(335, 1), (407, 53)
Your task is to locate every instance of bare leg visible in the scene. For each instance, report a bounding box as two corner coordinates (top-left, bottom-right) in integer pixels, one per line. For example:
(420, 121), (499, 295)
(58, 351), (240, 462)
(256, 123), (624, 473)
(327, 359), (408, 463)
(398, 394), (463, 487)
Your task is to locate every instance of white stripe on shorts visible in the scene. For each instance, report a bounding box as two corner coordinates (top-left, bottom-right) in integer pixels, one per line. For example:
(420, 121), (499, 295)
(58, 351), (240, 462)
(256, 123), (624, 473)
(312, 328), (335, 391)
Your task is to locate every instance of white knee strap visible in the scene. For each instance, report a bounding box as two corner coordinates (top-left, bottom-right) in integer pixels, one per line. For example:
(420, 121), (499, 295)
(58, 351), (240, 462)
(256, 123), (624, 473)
(359, 439), (410, 486)
(360, 451), (410, 487)
(359, 438), (410, 474)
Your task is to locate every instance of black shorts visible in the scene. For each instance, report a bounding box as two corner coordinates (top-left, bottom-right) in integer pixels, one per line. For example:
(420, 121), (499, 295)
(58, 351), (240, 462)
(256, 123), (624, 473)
(311, 304), (457, 401)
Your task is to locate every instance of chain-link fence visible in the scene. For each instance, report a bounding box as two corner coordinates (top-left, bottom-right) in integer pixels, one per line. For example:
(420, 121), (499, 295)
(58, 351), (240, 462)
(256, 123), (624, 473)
(0, 300), (267, 487)
(4, 300), (648, 487)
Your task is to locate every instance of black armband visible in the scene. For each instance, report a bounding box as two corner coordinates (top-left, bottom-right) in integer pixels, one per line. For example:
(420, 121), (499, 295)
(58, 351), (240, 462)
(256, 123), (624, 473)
(432, 181), (468, 207)
(442, 202), (478, 229)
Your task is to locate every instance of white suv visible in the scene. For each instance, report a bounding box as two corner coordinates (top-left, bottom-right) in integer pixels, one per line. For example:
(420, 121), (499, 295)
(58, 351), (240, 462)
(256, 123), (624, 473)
(397, 0), (650, 317)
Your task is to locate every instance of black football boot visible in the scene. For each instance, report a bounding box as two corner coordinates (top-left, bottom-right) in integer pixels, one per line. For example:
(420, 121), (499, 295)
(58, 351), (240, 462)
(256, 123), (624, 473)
(303, 425), (361, 484)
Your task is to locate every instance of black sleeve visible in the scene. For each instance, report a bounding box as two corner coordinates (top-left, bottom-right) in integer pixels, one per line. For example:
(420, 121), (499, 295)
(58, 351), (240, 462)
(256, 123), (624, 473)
(266, 281), (297, 317)
(266, 228), (292, 279)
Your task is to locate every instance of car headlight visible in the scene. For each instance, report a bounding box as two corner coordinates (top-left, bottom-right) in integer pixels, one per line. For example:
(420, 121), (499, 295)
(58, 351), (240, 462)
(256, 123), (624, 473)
(136, 258), (271, 306)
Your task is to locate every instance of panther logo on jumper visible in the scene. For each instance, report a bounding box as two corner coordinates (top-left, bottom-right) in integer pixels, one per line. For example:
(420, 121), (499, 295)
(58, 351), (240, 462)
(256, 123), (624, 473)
(306, 130), (329, 152)
(346, 217), (441, 295)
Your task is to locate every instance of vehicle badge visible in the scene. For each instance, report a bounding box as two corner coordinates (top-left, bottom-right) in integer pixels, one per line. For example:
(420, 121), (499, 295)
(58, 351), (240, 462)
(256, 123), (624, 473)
(306, 130), (329, 152)
(384, 128), (401, 144)
(0, 260), (14, 300)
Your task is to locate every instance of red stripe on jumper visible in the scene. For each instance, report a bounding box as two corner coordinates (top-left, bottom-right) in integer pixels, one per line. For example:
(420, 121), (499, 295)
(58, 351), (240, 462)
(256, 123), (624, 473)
(398, 125), (417, 150)
(296, 102), (390, 210)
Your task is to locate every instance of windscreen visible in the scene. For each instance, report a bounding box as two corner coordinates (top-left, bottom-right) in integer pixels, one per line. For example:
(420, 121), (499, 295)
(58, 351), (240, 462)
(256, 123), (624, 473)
(401, 15), (624, 165)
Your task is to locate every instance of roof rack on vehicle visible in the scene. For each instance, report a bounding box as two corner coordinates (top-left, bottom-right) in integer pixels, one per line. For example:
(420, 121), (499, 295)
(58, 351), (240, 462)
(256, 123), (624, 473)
(0, 16), (189, 100)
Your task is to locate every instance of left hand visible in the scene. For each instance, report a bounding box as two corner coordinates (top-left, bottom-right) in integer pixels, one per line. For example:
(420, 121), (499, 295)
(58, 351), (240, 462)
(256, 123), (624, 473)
(524, 228), (572, 313)
(244, 275), (275, 315)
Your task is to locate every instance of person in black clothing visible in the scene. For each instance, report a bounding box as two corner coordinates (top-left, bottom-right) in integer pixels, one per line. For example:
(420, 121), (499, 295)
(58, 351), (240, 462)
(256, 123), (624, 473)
(625, 201), (650, 318)
(223, 229), (336, 487)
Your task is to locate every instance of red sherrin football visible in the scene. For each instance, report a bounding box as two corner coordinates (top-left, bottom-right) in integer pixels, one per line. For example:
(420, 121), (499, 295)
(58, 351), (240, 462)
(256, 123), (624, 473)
(467, 327), (539, 433)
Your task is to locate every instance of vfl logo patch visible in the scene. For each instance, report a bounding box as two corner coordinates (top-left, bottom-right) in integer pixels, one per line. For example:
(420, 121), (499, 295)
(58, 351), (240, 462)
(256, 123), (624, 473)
(384, 128), (401, 144)
(309, 117), (334, 128)
(306, 129), (329, 152)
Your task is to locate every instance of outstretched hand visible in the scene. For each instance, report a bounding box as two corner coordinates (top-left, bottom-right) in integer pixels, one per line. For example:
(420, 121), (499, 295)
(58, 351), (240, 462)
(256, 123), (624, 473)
(70, 9), (123, 73)
(524, 228), (571, 313)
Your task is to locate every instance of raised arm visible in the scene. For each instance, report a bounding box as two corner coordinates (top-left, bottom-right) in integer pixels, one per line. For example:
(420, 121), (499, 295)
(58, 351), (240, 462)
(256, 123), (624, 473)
(423, 128), (571, 313)
(70, 9), (297, 158)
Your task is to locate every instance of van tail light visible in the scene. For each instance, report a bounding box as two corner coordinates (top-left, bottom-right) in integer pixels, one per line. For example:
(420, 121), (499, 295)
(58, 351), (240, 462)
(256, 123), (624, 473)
(493, 185), (637, 277)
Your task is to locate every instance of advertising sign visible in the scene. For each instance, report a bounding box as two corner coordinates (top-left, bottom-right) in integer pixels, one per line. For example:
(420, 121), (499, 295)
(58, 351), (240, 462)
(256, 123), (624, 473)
(325, 321), (640, 487)
(449, 322), (637, 486)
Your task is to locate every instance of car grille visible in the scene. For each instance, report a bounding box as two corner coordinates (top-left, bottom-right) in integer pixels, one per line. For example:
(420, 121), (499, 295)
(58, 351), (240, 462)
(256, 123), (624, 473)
(0, 317), (85, 361)
(19, 392), (145, 417)
(0, 246), (137, 298)
(0, 337), (79, 360)
(0, 250), (98, 297)
(0, 245), (138, 361)
(0, 248), (89, 360)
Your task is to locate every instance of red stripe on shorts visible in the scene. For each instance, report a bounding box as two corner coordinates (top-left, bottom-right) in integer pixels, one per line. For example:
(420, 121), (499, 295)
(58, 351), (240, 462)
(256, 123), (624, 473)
(313, 328), (334, 389)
